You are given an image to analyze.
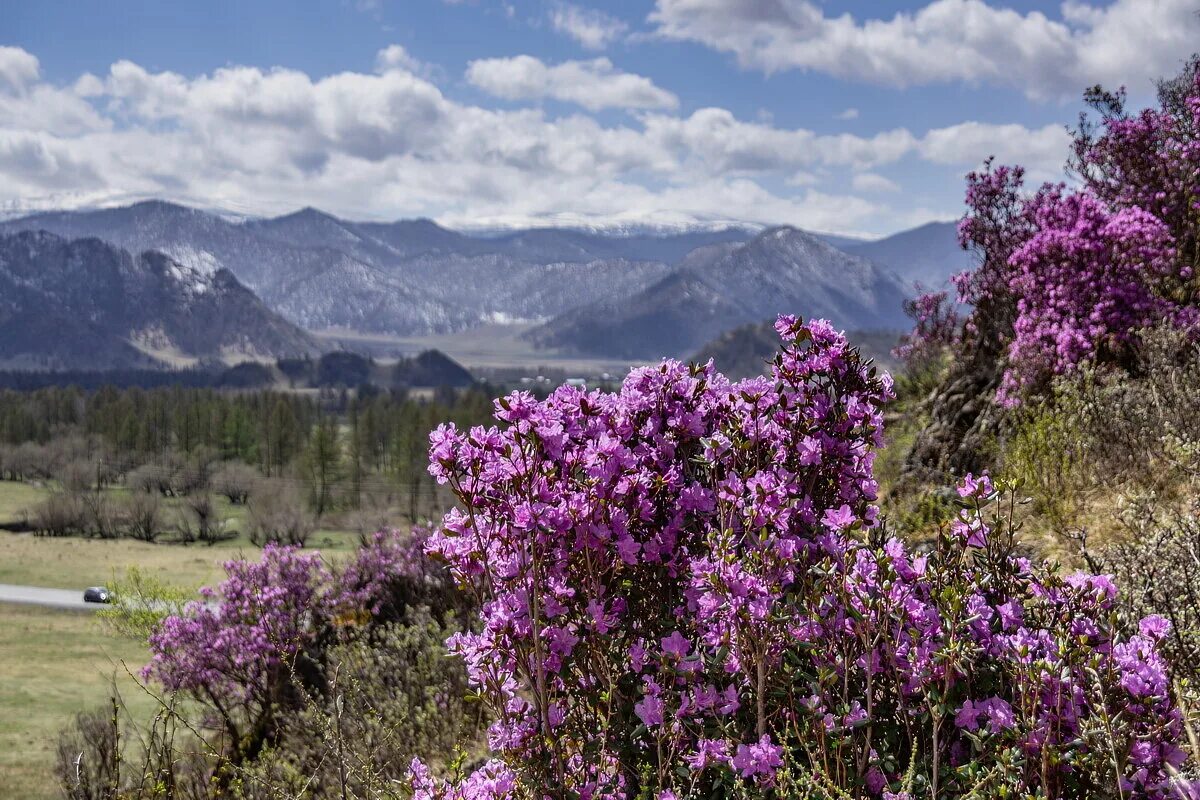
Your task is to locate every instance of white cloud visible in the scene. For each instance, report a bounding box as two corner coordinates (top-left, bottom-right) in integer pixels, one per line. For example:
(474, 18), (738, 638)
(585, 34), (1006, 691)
(0, 46), (40, 93)
(641, 108), (919, 172)
(466, 56), (678, 111)
(918, 121), (1070, 179)
(375, 44), (422, 74)
(851, 173), (900, 193)
(648, 0), (1200, 99)
(550, 3), (628, 50)
(0, 45), (1078, 235)
(836, 108), (859, 120)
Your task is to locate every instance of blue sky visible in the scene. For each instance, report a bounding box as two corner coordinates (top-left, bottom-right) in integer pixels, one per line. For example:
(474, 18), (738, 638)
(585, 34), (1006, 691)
(2, 0), (1197, 236)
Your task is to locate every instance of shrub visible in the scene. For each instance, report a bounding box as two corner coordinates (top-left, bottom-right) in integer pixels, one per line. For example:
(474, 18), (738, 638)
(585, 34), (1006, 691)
(238, 612), (481, 798)
(129, 526), (480, 794)
(999, 324), (1200, 526)
(57, 458), (96, 493)
(122, 490), (164, 542)
(32, 490), (86, 536)
(80, 490), (121, 539)
(413, 317), (1187, 799)
(247, 480), (316, 547)
(211, 461), (258, 505)
(127, 463), (174, 496)
(910, 63), (1200, 409)
(177, 491), (232, 545)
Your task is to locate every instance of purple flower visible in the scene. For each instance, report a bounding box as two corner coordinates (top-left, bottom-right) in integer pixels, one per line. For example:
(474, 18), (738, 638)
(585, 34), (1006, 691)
(822, 504), (855, 532)
(731, 735), (783, 783)
(661, 631), (690, 659)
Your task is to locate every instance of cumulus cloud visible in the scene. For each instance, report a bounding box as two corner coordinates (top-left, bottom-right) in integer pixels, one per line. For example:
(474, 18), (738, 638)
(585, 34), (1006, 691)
(466, 56), (678, 111)
(851, 173), (900, 193)
(375, 45), (422, 74)
(0, 45), (1076, 234)
(648, 0), (1200, 99)
(918, 121), (1071, 179)
(550, 3), (628, 50)
(0, 46), (41, 93)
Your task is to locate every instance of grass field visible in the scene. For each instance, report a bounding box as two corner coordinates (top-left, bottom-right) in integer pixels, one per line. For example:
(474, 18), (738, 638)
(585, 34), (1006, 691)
(0, 480), (363, 590)
(0, 477), (387, 796)
(0, 603), (155, 799)
(0, 479), (47, 527)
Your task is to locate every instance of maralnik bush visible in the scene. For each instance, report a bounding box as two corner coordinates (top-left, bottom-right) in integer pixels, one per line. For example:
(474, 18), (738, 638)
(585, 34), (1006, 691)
(414, 317), (1187, 799)
(901, 63), (1200, 409)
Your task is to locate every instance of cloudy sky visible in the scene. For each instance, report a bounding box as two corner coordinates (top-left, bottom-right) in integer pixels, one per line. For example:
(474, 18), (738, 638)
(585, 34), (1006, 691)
(3, 0), (1198, 236)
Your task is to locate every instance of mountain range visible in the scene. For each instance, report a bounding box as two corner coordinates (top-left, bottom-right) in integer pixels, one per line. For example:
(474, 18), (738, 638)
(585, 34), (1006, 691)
(0, 230), (317, 370)
(527, 226), (913, 359)
(0, 201), (971, 366)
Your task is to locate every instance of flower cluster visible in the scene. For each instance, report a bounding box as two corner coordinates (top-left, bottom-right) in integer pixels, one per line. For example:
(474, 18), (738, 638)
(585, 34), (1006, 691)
(893, 289), (959, 366)
(143, 544), (330, 703)
(142, 528), (443, 754)
(921, 66), (1200, 404)
(416, 317), (1186, 799)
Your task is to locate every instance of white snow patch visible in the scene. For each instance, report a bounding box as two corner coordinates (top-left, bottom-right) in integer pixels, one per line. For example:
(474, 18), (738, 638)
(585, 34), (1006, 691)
(161, 245), (222, 276)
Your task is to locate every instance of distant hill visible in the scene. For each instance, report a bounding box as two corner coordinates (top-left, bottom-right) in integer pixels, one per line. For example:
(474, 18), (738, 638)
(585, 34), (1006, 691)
(0, 200), (967, 365)
(0, 202), (753, 336)
(527, 227), (912, 360)
(845, 221), (971, 290)
(693, 320), (901, 381)
(0, 231), (319, 370)
(276, 349), (474, 389)
(392, 350), (474, 388)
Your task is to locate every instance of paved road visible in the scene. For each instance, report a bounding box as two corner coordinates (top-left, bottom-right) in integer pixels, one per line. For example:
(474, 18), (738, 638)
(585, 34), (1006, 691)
(0, 583), (101, 611)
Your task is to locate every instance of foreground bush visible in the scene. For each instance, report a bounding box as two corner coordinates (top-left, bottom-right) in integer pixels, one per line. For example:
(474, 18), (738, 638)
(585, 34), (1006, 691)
(58, 527), (482, 798)
(414, 317), (1187, 799)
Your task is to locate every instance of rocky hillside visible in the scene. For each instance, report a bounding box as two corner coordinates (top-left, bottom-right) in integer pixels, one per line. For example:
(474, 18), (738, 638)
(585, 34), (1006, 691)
(0, 231), (319, 370)
(528, 227), (912, 359)
(0, 202), (751, 336)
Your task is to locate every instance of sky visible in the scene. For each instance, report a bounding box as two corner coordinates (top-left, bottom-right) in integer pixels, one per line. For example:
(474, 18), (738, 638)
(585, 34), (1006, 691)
(1, 0), (1198, 237)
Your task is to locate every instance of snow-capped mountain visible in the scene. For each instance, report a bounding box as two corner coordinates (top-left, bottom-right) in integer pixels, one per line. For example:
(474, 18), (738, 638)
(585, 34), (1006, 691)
(0, 200), (966, 362)
(0, 230), (318, 370)
(527, 227), (913, 359)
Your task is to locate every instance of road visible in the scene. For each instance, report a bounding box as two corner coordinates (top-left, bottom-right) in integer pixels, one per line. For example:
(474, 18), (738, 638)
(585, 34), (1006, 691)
(0, 583), (101, 611)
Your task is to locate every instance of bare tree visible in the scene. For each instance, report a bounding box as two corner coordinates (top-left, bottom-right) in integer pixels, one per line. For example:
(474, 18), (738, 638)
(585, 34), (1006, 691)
(32, 491), (87, 537)
(178, 492), (231, 545)
(247, 480), (316, 547)
(211, 462), (258, 505)
(123, 490), (164, 543)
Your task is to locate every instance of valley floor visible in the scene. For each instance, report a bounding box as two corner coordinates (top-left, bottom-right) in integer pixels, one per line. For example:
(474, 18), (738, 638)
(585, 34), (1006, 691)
(315, 323), (648, 375)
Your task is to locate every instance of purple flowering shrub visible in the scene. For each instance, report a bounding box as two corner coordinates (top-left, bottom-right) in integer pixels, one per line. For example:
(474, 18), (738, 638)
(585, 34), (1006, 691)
(909, 64), (1200, 406)
(893, 289), (959, 369)
(414, 317), (1187, 799)
(141, 526), (469, 778)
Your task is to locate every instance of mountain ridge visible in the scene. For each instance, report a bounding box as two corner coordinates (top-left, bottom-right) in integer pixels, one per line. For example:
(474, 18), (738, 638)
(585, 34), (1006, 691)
(0, 230), (319, 370)
(0, 201), (971, 361)
(526, 226), (914, 359)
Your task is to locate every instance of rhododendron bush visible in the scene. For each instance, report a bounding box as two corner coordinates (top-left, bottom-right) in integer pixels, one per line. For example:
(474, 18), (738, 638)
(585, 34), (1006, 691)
(414, 317), (1187, 799)
(140, 525), (474, 786)
(903, 64), (1200, 406)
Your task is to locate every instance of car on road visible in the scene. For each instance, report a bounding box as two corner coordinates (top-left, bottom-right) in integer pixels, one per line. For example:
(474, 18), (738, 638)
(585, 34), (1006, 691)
(83, 586), (112, 604)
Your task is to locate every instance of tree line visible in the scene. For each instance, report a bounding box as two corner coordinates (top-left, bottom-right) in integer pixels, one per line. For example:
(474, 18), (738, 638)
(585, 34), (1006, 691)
(0, 384), (498, 540)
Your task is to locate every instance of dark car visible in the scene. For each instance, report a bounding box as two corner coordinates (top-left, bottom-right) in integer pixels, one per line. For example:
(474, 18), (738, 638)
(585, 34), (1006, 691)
(83, 586), (112, 604)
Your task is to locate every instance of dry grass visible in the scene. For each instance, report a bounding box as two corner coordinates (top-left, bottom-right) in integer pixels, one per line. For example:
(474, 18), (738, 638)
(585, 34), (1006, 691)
(0, 603), (154, 799)
(0, 479), (46, 526)
(0, 480), (364, 590)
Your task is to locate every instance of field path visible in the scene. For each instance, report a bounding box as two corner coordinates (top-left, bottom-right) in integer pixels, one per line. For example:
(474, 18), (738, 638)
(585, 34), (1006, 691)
(0, 583), (98, 611)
